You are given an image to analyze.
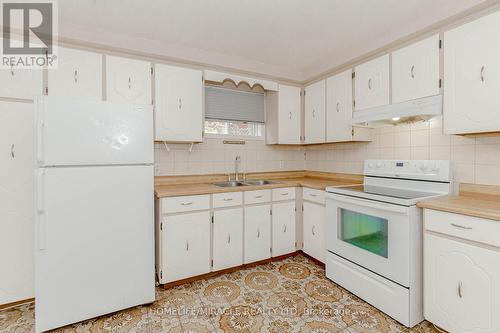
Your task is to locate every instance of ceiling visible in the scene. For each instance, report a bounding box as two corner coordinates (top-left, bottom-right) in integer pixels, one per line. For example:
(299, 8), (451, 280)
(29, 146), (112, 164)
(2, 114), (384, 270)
(59, 0), (487, 82)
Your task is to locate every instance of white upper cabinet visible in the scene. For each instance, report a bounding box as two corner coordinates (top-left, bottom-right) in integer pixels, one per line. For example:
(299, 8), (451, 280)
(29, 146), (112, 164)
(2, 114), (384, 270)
(354, 54), (389, 110)
(392, 35), (440, 103)
(154, 64), (203, 142)
(48, 47), (102, 100)
(326, 70), (353, 142)
(0, 63), (42, 100)
(304, 80), (326, 144)
(266, 84), (302, 144)
(106, 55), (152, 104)
(443, 11), (500, 134)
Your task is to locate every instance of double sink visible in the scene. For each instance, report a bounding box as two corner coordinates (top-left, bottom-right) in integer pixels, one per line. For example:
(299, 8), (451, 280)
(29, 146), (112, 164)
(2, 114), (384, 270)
(213, 180), (277, 188)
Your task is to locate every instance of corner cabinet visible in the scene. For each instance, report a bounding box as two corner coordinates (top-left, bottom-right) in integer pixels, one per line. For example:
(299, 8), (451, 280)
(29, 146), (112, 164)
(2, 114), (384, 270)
(443, 10), (500, 135)
(304, 80), (326, 144)
(392, 34), (440, 104)
(48, 47), (102, 101)
(354, 54), (390, 111)
(105, 55), (152, 105)
(266, 84), (302, 144)
(424, 209), (500, 333)
(154, 64), (203, 142)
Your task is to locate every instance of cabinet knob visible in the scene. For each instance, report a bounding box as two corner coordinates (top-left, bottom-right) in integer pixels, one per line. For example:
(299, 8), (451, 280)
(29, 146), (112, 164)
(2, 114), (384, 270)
(178, 98), (182, 110)
(74, 70), (78, 83)
(283, 224), (287, 233)
(458, 282), (463, 298)
(480, 66), (485, 83)
(128, 77), (132, 89)
(257, 228), (260, 238)
(312, 109), (316, 118)
(227, 234), (231, 244)
(336, 102), (340, 113)
(289, 112), (292, 120)
(185, 241), (189, 251)
(410, 65), (415, 79)
(11, 144), (15, 158)
(311, 225), (316, 235)
(10, 64), (14, 76)
(368, 78), (372, 90)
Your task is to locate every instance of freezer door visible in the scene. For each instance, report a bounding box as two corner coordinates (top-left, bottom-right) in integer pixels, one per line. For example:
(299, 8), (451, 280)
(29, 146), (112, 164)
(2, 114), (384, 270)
(35, 165), (155, 332)
(36, 97), (153, 166)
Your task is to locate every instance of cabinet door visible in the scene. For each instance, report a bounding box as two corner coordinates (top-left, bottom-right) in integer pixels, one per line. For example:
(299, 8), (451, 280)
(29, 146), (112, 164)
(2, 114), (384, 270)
(424, 233), (500, 333)
(392, 35), (440, 103)
(304, 80), (326, 144)
(48, 47), (102, 100)
(444, 11), (500, 134)
(0, 101), (34, 305)
(106, 55), (151, 104)
(303, 201), (325, 262)
(326, 70), (353, 142)
(272, 201), (296, 257)
(213, 208), (243, 271)
(278, 84), (301, 144)
(354, 54), (389, 110)
(0, 57), (42, 100)
(244, 205), (271, 264)
(161, 211), (211, 283)
(154, 64), (203, 142)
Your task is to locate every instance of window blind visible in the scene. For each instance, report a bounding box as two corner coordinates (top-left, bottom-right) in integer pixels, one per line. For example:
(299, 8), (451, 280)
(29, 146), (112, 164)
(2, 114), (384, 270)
(205, 86), (265, 123)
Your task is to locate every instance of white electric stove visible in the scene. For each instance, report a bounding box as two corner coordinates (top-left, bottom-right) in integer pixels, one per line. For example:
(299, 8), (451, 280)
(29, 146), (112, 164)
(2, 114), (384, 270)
(325, 160), (451, 328)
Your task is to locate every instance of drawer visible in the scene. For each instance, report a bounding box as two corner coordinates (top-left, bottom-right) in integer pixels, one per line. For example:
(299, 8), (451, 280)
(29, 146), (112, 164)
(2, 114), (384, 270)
(272, 187), (296, 201)
(303, 188), (325, 205)
(161, 195), (210, 214)
(213, 191), (243, 208)
(244, 189), (271, 205)
(424, 209), (500, 247)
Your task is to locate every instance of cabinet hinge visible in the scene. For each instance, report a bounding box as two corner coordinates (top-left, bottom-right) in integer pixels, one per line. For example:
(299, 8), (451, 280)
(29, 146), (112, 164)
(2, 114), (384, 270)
(303, 90), (306, 96)
(439, 79), (442, 89)
(160, 270), (163, 279)
(295, 242), (297, 247)
(45, 87), (48, 94)
(270, 209), (272, 215)
(150, 67), (154, 75)
(211, 215), (214, 223)
(352, 128), (354, 137)
(210, 259), (213, 267)
(352, 72), (355, 79)
(160, 222), (163, 231)
(439, 39), (443, 49)
(302, 205), (304, 212)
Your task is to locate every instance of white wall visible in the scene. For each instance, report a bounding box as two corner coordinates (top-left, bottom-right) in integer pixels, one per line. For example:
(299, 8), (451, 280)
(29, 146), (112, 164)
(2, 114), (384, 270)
(305, 117), (500, 193)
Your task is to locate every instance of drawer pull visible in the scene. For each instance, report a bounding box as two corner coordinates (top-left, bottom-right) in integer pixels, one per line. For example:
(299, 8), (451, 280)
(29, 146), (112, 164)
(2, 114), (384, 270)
(451, 223), (472, 230)
(185, 241), (189, 251)
(223, 198), (233, 202)
(181, 202), (193, 206)
(227, 234), (231, 244)
(312, 226), (316, 235)
(283, 224), (287, 233)
(281, 192), (289, 196)
(254, 195), (263, 199)
(458, 282), (463, 298)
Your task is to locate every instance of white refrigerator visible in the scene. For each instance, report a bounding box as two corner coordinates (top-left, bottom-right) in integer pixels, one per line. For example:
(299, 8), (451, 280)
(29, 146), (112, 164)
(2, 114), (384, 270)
(34, 97), (155, 332)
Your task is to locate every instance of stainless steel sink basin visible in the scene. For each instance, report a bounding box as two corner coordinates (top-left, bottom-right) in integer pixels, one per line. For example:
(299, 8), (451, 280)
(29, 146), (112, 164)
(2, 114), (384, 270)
(244, 180), (276, 186)
(213, 181), (248, 188)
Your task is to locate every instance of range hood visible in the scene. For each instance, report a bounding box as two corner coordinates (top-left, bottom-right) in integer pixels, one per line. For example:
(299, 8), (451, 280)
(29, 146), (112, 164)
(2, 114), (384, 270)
(352, 94), (442, 127)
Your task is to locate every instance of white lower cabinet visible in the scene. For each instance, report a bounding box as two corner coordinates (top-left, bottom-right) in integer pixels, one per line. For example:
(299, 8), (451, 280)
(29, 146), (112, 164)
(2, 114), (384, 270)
(161, 211), (211, 283)
(303, 200), (325, 262)
(424, 210), (500, 333)
(272, 201), (296, 257)
(244, 205), (272, 264)
(213, 208), (243, 271)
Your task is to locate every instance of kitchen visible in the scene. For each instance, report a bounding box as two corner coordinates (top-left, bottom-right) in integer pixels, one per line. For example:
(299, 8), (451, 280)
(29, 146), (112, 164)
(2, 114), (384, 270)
(1, 1), (500, 332)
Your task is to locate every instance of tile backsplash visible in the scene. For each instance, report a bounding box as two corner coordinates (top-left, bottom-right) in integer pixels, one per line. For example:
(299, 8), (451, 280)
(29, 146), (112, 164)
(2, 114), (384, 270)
(305, 117), (500, 193)
(154, 138), (306, 176)
(155, 117), (500, 194)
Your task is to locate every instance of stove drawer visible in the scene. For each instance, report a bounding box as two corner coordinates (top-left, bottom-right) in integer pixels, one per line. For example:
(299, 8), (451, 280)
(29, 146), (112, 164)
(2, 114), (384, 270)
(424, 209), (500, 247)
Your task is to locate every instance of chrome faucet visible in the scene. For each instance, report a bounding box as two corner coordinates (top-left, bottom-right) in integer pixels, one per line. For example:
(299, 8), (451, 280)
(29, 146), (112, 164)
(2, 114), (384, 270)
(234, 155), (241, 181)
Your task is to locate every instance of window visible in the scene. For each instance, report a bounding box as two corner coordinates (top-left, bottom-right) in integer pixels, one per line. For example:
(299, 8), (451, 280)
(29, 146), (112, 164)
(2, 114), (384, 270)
(204, 86), (265, 139)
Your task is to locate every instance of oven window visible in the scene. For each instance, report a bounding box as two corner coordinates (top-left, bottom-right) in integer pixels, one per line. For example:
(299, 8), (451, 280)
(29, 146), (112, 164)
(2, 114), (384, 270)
(339, 209), (388, 258)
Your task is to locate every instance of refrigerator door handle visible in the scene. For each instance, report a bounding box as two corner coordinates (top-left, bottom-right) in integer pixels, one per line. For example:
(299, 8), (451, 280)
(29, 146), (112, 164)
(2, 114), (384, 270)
(37, 169), (47, 250)
(37, 105), (45, 164)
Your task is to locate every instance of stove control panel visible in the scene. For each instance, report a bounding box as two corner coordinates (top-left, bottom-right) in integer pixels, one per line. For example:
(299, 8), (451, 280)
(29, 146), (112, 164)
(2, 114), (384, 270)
(364, 160), (451, 182)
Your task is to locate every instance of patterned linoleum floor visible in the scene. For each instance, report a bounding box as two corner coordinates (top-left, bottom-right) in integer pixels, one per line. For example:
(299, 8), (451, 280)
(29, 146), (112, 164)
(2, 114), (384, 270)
(0, 255), (441, 333)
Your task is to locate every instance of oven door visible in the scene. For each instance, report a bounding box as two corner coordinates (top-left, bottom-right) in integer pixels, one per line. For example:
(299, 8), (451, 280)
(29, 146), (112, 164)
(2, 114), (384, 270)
(326, 193), (410, 287)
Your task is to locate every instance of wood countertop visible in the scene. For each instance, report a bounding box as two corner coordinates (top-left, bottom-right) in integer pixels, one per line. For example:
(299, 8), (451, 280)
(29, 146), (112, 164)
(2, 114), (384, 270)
(155, 171), (363, 198)
(417, 183), (500, 222)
